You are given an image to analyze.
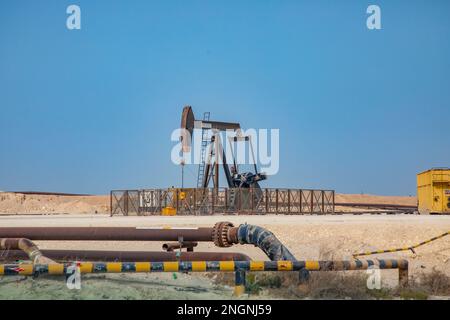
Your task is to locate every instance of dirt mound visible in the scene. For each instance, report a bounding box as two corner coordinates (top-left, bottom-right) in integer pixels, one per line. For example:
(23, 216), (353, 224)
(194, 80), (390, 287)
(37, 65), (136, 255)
(335, 193), (417, 206)
(0, 192), (109, 215)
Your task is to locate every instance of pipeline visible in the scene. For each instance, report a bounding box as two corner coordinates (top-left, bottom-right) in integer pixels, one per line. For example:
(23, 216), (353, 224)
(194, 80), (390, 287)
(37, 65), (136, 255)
(0, 259), (409, 287)
(353, 230), (450, 258)
(0, 227), (213, 242)
(1, 249), (251, 262)
(211, 222), (297, 261)
(0, 238), (54, 264)
(0, 222), (297, 263)
(162, 242), (198, 252)
(237, 224), (296, 261)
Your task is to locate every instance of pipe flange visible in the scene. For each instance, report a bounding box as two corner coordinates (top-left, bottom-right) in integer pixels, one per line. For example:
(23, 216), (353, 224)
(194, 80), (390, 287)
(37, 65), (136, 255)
(212, 221), (234, 247)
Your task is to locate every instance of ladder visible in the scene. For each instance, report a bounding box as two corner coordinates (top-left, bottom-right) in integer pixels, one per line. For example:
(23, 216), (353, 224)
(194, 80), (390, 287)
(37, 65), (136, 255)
(197, 112), (210, 188)
(228, 188), (237, 210)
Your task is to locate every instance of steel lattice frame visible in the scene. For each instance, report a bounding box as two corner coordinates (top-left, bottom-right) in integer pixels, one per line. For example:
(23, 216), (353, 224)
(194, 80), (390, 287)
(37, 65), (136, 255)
(111, 188), (335, 216)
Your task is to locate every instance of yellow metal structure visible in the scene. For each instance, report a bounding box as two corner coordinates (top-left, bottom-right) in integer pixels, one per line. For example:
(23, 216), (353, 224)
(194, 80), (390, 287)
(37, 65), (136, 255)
(161, 207), (176, 216)
(417, 168), (450, 215)
(163, 188), (196, 215)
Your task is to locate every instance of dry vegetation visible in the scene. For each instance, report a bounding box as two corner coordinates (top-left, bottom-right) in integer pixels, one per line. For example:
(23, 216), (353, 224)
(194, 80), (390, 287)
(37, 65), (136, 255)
(212, 269), (450, 300)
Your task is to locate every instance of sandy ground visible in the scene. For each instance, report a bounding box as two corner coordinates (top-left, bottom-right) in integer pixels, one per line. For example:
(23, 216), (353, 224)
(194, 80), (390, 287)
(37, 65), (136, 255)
(334, 193), (417, 213)
(0, 193), (109, 215)
(334, 193), (417, 206)
(0, 192), (417, 215)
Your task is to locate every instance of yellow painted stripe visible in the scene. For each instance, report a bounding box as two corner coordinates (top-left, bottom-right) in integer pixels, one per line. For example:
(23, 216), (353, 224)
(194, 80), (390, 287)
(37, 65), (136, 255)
(219, 261), (235, 271)
(191, 261), (206, 272)
(164, 262), (179, 272)
(79, 262), (93, 273)
(250, 261), (264, 271)
(0, 265), (4, 275)
(135, 262), (151, 272)
(19, 264), (33, 275)
(305, 261), (320, 270)
(107, 263), (122, 273)
(48, 264), (64, 275)
(277, 261), (293, 271)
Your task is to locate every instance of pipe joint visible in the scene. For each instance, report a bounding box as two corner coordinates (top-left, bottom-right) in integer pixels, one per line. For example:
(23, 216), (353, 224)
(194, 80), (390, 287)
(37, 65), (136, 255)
(0, 238), (55, 264)
(212, 221), (236, 247)
(236, 224), (297, 261)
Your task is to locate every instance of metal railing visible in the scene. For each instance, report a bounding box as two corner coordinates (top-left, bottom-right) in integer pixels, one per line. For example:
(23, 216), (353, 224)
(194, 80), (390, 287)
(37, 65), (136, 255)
(111, 188), (335, 216)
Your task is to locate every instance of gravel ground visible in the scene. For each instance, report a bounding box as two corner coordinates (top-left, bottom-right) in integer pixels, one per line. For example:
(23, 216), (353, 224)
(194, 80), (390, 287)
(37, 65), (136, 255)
(0, 272), (274, 300)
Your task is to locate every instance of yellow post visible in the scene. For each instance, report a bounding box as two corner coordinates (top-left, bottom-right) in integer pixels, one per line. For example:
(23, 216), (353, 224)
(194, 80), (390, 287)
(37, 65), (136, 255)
(233, 270), (246, 297)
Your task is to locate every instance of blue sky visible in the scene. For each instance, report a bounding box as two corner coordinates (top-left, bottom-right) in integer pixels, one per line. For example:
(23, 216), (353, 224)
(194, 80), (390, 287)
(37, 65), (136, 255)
(0, 0), (449, 195)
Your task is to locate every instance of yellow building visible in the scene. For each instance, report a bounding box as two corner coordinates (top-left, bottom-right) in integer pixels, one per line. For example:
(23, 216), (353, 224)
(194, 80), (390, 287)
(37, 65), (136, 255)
(417, 168), (450, 214)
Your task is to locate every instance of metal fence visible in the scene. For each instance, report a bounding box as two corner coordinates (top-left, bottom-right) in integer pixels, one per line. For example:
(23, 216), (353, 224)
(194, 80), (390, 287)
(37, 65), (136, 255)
(111, 188), (335, 216)
(110, 190), (140, 216)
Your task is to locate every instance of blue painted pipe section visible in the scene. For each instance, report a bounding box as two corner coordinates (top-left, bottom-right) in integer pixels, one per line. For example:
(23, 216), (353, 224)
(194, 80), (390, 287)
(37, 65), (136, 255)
(236, 224), (297, 261)
(235, 270), (246, 286)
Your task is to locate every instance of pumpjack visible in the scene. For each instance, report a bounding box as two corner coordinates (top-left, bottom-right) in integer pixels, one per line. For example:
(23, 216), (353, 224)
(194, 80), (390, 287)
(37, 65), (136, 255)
(180, 106), (266, 209)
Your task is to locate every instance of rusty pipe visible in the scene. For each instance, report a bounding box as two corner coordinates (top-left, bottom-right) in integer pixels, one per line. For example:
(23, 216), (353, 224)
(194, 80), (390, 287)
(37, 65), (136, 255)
(162, 242), (198, 252)
(0, 249), (252, 262)
(0, 223), (296, 262)
(0, 227), (214, 242)
(0, 238), (54, 264)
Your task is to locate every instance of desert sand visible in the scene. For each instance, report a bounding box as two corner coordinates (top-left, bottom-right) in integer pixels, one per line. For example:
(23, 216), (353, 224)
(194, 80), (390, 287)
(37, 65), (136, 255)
(0, 192), (109, 215)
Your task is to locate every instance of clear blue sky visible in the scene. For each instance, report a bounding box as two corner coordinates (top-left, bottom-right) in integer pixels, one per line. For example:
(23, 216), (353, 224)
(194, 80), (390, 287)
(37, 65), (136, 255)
(1, 0), (449, 195)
